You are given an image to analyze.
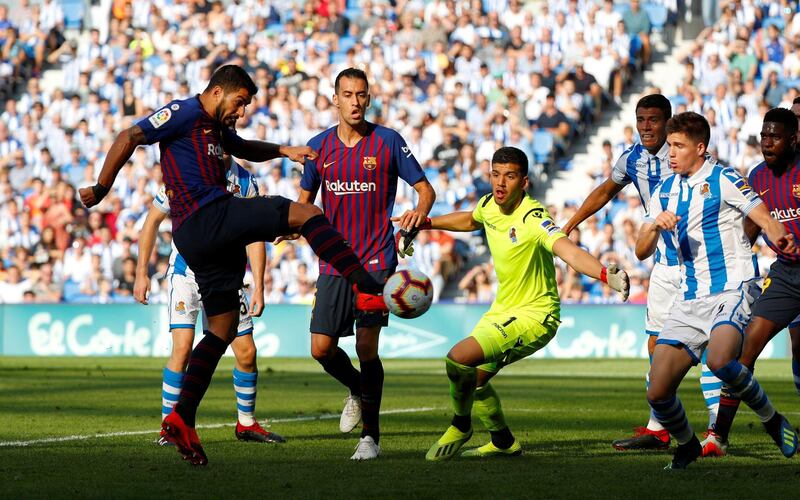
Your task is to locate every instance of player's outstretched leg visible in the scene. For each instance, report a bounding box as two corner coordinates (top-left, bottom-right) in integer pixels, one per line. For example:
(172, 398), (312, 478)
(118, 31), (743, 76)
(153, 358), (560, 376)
(712, 359), (798, 457)
(461, 383), (521, 458)
(426, 358), (477, 461)
(648, 395), (702, 469)
(296, 212), (384, 299)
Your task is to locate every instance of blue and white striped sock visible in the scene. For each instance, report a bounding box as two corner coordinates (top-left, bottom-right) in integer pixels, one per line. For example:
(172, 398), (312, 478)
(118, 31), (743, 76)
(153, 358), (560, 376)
(233, 368), (258, 426)
(793, 358), (800, 396)
(648, 395), (695, 445)
(700, 350), (721, 429)
(645, 371), (666, 431)
(162, 368), (184, 421)
(712, 359), (775, 423)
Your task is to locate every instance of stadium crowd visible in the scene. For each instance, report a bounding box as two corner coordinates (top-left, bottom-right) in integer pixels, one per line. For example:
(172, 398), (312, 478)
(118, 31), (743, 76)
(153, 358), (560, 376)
(0, 0), (796, 305)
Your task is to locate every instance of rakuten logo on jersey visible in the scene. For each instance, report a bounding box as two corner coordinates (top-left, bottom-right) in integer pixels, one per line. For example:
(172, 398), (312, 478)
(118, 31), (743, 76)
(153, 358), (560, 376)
(770, 207), (800, 222)
(325, 179), (377, 195)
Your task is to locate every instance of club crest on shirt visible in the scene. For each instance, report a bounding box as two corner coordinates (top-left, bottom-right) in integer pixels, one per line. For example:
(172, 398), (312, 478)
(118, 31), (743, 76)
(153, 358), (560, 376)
(699, 182), (712, 199)
(509, 227), (517, 243)
(175, 301), (185, 313)
(793, 184), (800, 200)
(363, 156), (377, 170)
(148, 108), (172, 129)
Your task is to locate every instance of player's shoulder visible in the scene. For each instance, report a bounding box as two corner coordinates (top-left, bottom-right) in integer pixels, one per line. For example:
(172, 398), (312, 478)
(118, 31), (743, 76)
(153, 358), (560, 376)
(477, 193), (495, 209)
(519, 196), (549, 223)
(371, 123), (404, 143)
(145, 97), (200, 128)
(308, 125), (336, 148)
(748, 160), (768, 180)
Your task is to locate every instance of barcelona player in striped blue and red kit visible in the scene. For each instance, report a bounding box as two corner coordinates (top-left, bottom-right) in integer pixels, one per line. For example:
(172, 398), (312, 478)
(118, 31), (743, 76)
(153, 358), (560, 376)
(298, 68), (435, 460)
(80, 65), (388, 466)
(708, 107), (800, 459)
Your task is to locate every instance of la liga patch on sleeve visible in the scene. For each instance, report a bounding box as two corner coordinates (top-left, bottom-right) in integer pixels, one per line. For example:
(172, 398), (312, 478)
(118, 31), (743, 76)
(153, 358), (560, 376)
(148, 108), (172, 129)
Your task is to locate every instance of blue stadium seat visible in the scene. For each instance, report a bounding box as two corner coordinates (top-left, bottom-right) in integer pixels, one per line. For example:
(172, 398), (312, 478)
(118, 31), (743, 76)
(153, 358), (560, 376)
(532, 130), (554, 165)
(62, 0), (85, 30)
(762, 16), (785, 31)
(643, 3), (668, 32)
(338, 36), (356, 53)
(613, 3), (631, 15)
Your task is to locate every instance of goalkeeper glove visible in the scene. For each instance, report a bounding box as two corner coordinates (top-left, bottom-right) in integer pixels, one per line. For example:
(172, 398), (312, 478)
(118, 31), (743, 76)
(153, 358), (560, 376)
(398, 217), (432, 258)
(600, 264), (630, 301)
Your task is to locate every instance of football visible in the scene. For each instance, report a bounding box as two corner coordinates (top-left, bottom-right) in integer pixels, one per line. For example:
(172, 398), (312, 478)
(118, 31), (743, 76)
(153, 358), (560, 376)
(383, 269), (434, 319)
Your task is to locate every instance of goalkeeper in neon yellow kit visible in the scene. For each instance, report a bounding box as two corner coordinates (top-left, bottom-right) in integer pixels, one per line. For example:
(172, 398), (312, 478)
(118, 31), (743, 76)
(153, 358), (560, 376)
(395, 147), (631, 459)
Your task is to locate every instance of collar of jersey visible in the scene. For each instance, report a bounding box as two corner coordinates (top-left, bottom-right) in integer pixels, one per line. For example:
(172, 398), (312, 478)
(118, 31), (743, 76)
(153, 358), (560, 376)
(684, 158), (715, 187)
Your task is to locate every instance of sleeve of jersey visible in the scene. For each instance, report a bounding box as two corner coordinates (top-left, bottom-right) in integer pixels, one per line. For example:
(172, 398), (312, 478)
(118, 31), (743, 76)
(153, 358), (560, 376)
(221, 127), (247, 154)
(534, 216), (567, 253)
(472, 195), (488, 224)
(248, 176), (260, 197)
(393, 131), (426, 186)
(300, 138), (321, 192)
(152, 186), (170, 214)
(721, 168), (762, 216)
(610, 151), (632, 186)
(136, 102), (192, 145)
(642, 185), (663, 223)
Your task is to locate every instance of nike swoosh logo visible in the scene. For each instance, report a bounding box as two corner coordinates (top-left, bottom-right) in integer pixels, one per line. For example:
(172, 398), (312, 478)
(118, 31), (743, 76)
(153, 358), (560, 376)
(203, 129), (212, 134)
(759, 189), (770, 196)
(323, 162), (335, 169)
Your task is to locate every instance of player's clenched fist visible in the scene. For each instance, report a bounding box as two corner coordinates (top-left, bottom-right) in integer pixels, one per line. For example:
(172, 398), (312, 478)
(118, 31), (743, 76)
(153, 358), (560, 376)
(653, 210), (681, 232)
(602, 264), (630, 301)
(280, 145), (318, 163)
(79, 183), (110, 208)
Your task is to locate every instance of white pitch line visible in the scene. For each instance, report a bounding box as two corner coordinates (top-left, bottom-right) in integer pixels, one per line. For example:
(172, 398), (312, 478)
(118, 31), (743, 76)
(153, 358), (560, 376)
(0, 406), (439, 448)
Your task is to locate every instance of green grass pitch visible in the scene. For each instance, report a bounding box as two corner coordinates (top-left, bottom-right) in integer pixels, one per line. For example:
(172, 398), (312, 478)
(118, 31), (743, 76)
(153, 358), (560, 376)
(1, 357), (799, 499)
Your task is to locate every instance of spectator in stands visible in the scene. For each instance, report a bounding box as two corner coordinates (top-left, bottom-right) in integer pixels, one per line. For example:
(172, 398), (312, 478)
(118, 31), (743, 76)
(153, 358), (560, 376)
(623, 0), (652, 67)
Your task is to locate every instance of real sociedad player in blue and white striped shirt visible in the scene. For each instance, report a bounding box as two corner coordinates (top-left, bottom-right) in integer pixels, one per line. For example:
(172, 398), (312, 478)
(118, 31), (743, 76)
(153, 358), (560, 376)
(135, 158), (286, 445)
(564, 95), (720, 452)
(637, 112), (795, 469)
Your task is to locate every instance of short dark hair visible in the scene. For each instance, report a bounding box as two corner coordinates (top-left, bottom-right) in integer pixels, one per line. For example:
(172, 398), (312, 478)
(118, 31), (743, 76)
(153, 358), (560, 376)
(793, 96), (800, 105)
(635, 94), (672, 121)
(335, 68), (369, 93)
(764, 107), (799, 137)
(666, 112), (710, 147)
(491, 146), (529, 176)
(205, 65), (257, 96)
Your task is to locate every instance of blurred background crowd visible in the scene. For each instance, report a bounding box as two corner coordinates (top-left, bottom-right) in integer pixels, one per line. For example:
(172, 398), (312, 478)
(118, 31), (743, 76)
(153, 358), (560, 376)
(0, 0), (796, 305)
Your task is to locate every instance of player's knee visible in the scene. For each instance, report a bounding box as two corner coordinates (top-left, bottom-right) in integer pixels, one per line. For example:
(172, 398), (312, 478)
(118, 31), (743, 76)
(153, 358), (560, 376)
(288, 202), (323, 230)
(705, 351), (730, 374)
(355, 338), (378, 361)
(234, 341), (257, 370)
(646, 381), (669, 402)
(311, 344), (335, 362)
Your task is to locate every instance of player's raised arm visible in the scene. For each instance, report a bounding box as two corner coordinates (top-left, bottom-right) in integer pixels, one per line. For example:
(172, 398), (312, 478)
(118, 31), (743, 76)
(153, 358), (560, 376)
(552, 237), (630, 300)
(223, 134), (318, 164)
(134, 205), (168, 305)
(562, 177), (625, 235)
(79, 125), (147, 207)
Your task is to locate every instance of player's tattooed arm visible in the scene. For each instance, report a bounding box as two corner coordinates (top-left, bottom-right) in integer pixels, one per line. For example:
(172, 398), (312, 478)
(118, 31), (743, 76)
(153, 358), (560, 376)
(80, 125), (147, 208)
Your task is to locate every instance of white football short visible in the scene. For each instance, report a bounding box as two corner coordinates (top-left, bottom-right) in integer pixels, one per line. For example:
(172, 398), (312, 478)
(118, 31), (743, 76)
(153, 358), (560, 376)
(167, 272), (254, 336)
(645, 262), (682, 335)
(657, 283), (759, 364)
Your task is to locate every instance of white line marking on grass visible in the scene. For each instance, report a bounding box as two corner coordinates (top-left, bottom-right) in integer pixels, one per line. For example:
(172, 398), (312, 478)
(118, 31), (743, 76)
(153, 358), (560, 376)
(0, 406), (439, 448)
